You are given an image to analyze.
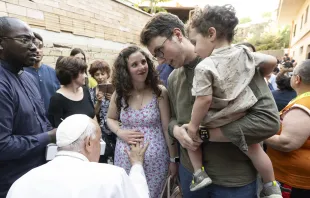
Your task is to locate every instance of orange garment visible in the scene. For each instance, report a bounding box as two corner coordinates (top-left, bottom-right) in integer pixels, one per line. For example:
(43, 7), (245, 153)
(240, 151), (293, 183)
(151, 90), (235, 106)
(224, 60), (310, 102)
(268, 92), (310, 189)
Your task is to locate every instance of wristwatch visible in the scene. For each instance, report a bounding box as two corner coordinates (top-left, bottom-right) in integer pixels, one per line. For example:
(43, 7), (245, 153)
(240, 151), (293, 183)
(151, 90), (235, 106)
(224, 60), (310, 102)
(199, 126), (210, 142)
(169, 157), (180, 163)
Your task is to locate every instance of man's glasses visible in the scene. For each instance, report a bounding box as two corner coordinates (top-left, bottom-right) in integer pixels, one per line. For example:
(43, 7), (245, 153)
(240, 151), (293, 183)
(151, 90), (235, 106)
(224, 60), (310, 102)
(1, 36), (37, 46)
(153, 32), (173, 61)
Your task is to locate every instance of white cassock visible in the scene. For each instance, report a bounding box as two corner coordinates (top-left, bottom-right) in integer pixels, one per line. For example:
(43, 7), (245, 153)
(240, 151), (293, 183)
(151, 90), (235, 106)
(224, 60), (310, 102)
(6, 151), (149, 198)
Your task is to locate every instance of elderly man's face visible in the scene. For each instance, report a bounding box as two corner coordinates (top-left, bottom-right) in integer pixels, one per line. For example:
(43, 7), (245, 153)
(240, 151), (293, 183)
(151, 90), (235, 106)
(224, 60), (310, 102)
(86, 121), (102, 162)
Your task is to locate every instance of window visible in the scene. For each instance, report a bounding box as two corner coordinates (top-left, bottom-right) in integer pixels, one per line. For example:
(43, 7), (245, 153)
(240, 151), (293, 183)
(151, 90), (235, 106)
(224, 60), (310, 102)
(293, 24), (297, 36)
(293, 51), (295, 58)
(300, 46), (304, 55)
(301, 15), (304, 29)
(306, 6), (309, 23)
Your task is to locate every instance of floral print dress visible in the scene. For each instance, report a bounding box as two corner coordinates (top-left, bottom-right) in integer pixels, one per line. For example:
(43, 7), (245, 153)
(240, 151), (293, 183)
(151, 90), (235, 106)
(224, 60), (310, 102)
(114, 96), (169, 198)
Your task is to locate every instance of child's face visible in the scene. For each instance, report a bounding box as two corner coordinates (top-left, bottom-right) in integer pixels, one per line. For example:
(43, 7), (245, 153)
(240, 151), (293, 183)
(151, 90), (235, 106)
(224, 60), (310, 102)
(188, 27), (215, 59)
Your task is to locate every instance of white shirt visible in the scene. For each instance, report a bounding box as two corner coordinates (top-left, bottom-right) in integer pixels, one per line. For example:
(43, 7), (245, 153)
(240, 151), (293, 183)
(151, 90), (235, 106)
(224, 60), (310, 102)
(265, 73), (278, 90)
(6, 151), (149, 198)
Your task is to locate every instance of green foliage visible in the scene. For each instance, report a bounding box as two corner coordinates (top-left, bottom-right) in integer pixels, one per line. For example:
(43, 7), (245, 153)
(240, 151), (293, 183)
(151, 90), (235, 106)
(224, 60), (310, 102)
(136, 0), (171, 13)
(262, 12), (272, 19)
(239, 17), (252, 24)
(247, 26), (290, 51)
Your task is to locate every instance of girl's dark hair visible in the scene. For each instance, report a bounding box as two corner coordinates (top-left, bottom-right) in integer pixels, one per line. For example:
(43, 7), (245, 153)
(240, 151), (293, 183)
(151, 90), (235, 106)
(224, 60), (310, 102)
(112, 45), (162, 113)
(89, 60), (111, 78)
(237, 42), (256, 52)
(276, 75), (293, 91)
(56, 56), (87, 85)
(188, 4), (239, 42)
(70, 48), (86, 63)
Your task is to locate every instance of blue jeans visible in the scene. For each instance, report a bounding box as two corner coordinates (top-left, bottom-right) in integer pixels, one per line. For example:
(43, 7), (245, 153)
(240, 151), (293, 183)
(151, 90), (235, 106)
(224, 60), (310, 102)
(179, 163), (257, 198)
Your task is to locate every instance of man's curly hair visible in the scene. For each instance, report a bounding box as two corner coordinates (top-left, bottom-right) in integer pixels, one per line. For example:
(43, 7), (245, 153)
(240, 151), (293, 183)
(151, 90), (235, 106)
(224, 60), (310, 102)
(112, 45), (162, 113)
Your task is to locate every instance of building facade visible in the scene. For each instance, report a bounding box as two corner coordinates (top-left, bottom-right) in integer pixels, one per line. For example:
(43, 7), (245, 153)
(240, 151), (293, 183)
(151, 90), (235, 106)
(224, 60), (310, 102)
(278, 0), (310, 63)
(0, 0), (151, 67)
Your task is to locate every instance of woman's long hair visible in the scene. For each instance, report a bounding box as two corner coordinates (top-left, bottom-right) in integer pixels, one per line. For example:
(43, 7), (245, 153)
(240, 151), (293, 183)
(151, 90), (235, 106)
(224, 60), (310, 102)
(112, 45), (161, 113)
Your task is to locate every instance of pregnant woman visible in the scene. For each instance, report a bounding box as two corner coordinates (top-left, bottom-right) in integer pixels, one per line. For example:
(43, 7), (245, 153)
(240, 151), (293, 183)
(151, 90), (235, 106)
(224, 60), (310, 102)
(107, 46), (177, 198)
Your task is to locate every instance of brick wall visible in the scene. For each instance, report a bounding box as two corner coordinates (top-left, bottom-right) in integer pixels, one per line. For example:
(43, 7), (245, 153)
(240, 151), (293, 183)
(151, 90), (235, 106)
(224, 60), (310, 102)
(0, 0), (151, 67)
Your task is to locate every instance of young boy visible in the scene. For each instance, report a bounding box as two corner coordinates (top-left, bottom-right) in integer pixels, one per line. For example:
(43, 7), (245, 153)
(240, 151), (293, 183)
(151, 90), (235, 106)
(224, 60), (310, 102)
(185, 5), (282, 198)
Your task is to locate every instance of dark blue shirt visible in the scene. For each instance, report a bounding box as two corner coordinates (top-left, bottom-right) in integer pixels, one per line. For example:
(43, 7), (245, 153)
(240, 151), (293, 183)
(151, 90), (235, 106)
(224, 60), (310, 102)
(24, 64), (60, 113)
(272, 89), (297, 111)
(0, 60), (52, 198)
(156, 64), (174, 87)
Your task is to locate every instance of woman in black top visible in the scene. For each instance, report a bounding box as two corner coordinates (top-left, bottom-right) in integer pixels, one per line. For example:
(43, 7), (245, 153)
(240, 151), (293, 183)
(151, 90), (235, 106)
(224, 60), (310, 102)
(48, 57), (95, 128)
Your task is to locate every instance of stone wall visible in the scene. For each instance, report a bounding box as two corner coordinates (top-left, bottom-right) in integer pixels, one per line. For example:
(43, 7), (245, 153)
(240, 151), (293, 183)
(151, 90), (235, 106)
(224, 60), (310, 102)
(0, 0), (151, 67)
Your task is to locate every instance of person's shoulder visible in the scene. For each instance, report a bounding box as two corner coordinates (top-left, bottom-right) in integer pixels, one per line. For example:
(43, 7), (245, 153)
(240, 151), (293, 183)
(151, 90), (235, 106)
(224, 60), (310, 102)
(50, 91), (63, 102)
(158, 84), (168, 95)
(23, 66), (34, 72)
(88, 162), (127, 177)
(196, 57), (215, 70)
(42, 64), (56, 71)
(167, 68), (179, 83)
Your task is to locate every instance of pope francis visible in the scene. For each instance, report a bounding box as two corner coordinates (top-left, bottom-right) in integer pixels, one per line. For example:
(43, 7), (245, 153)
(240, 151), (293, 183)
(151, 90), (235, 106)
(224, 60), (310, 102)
(6, 114), (150, 198)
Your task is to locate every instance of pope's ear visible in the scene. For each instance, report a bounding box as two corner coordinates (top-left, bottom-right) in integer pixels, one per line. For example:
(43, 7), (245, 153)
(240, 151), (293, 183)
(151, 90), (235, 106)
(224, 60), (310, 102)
(84, 136), (92, 153)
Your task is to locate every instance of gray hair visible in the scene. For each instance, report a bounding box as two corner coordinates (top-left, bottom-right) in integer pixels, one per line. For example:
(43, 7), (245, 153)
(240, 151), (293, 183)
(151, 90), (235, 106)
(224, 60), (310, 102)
(295, 60), (310, 85)
(58, 120), (98, 152)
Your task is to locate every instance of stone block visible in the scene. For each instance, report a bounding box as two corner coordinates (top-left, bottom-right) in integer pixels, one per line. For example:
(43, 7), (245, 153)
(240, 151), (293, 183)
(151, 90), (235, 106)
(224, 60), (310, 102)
(53, 8), (66, 16)
(27, 18), (45, 27)
(0, 12), (8, 16)
(0, 2), (6, 12)
(27, 8), (44, 20)
(61, 49), (71, 56)
(73, 28), (86, 36)
(49, 49), (62, 56)
(42, 56), (55, 64)
(8, 13), (27, 21)
(42, 48), (51, 55)
(37, 3), (53, 13)
(6, 3), (26, 16)
(60, 24), (73, 33)
(88, 47), (101, 53)
(5, 0), (18, 4)
(95, 32), (105, 39)
(19, 0), (37, 9)
(84, 30), (95, 38)
(43, 0), (59, 8)
(43, 42), (54, 48)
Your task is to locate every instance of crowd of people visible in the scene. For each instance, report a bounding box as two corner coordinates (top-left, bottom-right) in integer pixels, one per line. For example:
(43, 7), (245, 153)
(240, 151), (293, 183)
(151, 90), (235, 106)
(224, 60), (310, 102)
(0, 3), (309, 198)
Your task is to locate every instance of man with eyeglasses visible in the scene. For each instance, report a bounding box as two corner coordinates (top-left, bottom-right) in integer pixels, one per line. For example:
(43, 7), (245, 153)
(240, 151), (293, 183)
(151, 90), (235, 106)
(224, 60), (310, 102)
(140, 13), (280, 198)
(0, 17), (57, 198)
(24, 32), (60, 114)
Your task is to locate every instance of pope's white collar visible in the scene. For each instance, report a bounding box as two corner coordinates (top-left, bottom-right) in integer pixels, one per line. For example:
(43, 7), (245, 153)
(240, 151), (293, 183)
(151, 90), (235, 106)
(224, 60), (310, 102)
(55, 151), (89, 162)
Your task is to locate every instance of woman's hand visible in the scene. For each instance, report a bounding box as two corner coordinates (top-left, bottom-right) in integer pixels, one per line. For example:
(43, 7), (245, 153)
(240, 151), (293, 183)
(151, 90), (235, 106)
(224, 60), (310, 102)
(169, 162), (178, 178)
(96, 91), (104, 102)
(105, 93), (112, 101)
(117, 129), (144, 145)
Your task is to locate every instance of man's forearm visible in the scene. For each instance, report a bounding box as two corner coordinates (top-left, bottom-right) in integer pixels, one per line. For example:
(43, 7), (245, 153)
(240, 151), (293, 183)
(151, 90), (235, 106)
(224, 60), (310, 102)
(0, 133), (50, 161)
(168, 118), (179, 139)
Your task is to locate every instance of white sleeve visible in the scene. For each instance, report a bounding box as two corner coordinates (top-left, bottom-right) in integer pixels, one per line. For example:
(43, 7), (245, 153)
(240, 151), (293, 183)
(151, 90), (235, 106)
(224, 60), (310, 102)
(120, 164), (149, 198)
(129, 164), (149, 198)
